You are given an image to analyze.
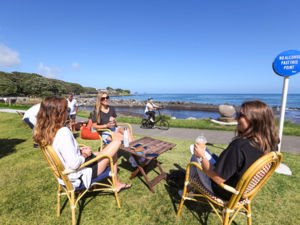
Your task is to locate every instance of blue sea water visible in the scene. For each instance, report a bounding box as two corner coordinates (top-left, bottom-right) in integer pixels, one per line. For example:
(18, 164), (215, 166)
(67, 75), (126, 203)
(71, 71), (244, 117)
(111, 93), (300, 108)
(95, 93), (300, 124)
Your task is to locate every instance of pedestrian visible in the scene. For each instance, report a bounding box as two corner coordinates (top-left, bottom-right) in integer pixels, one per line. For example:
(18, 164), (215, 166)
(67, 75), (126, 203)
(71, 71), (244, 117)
(67, 93), (79, 132)
(22, 103), (41, 148)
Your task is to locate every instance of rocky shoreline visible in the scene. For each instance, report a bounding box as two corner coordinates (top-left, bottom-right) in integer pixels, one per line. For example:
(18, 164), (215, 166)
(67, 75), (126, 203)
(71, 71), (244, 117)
(5, 96), (300, 112)
(76, 97), (220, 112)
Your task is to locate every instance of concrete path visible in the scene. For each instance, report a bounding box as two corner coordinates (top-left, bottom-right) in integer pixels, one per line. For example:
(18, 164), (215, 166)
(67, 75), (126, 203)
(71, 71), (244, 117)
(74, 116), (300, 155)
(129, 124), (300, 154)
(1, 109), (298, 154)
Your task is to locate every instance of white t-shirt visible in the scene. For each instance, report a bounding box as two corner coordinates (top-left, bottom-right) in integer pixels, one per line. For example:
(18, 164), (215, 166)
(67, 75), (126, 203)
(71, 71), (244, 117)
(22, 103), (41, 126)
(145, 102), (154, 113)
(67, 98), (78, 115)
(52, 127), (92, 189)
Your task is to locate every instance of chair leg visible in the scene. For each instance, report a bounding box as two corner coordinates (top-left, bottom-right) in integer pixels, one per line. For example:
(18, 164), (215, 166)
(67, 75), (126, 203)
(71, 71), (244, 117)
(114, 190), (121, 208)
(57, 184), (62, 216)
(177, 197), (185, 216)
(177, 181), (189, 216)
(246, 203), (252, 225)
(70, 191), (76, 225)
(223, 212), (229, 225)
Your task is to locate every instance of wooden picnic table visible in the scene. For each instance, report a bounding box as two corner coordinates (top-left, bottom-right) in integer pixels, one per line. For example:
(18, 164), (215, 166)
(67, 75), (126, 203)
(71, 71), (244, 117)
(120, 136), (176, 193)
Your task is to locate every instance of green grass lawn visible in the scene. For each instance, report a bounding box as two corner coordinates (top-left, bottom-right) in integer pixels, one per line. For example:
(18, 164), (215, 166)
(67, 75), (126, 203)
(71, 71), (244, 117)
(1, 112), (300, 224)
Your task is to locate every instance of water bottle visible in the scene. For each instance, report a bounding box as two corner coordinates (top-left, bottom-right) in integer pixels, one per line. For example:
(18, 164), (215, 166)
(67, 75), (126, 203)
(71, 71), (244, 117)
(123, 127), (129, 147)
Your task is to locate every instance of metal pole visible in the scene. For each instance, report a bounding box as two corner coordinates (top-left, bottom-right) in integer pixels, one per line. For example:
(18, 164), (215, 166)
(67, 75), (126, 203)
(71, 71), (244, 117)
(278, 76), (289, 152)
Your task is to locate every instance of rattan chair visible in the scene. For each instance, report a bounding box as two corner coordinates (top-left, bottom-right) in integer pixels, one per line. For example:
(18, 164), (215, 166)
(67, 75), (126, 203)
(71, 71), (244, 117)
(177, 151), (282, 225)
(39, 144), (121, 225)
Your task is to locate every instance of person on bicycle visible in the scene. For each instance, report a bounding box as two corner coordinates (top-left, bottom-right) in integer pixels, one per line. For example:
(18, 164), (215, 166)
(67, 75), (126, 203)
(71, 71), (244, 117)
(144, 98), (160, 123)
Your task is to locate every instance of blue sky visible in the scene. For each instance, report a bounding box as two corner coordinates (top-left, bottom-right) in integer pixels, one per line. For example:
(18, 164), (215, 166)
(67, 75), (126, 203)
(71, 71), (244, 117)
(0, 0), (299, 94)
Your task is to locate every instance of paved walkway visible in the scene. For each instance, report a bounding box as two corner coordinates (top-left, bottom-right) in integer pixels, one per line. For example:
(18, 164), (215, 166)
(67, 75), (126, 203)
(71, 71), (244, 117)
(74, 116), (300, 154)
(1, 109), (298, 154)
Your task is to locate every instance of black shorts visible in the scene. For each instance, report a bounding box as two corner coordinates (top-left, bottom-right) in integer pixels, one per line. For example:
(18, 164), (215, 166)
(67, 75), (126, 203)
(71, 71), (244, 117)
(85, 154), (98, 179)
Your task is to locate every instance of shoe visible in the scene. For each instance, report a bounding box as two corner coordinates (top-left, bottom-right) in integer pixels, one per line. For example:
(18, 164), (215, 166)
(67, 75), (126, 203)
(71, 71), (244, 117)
(33, 143), (39, 149)
(178, 188), (194, 197)
(178, 190), (183, 197)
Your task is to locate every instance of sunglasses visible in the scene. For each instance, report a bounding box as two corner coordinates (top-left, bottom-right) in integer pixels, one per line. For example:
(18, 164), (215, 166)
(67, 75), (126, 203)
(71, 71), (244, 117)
(236, 112), (246, 119)
(101, 96), (109, 101)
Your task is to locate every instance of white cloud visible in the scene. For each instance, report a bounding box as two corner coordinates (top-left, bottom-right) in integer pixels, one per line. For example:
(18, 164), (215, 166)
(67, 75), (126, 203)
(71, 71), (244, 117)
(72, 62), (80, 70)
(0, 44), (21, 67)
(38, 63), (62, 78)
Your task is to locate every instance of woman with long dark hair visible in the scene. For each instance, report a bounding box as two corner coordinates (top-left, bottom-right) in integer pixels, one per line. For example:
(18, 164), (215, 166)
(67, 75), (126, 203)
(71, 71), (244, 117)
(33, 96), (131, 191)
(185, 100), (280, 200)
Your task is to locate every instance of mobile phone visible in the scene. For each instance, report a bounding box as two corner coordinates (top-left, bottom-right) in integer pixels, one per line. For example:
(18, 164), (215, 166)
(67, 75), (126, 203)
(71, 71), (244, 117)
(145, 153), (158, 157)
(131, 143), (142, 150)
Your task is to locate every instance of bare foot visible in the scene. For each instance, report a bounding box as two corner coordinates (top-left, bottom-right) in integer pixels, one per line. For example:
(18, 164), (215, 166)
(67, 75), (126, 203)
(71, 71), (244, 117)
(116, 183), (132, 193)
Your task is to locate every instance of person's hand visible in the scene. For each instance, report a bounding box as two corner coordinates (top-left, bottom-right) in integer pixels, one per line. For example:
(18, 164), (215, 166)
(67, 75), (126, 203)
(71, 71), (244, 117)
(194, 144), (205, 158)
(80, 146), (92, 158)
(106, 121), (115, 129)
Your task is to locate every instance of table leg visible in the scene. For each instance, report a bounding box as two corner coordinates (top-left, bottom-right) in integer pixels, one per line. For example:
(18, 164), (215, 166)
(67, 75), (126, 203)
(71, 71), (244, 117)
(129, 155), (166, 193)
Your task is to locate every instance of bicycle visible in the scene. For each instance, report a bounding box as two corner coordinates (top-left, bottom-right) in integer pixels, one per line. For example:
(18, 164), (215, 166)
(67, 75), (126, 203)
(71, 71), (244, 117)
(140, 108), (170, 130)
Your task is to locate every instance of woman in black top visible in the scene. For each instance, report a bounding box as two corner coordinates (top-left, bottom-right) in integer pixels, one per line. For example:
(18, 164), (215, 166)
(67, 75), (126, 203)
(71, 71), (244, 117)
(191, 100), (280, 200)
(92, 92), (134, 143)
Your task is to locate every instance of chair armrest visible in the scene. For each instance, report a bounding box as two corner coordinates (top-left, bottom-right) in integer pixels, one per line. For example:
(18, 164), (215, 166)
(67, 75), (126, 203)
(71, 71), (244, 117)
(62, 153), (113, 175)
(186, 162), (239, 195)
(96, 128), (114, 141)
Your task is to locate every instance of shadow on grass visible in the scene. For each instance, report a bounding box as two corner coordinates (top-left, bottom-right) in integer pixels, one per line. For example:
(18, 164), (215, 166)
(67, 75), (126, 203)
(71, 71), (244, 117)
(57, 183), (119, 225)
(117, 150), (167, 192)
(164, 163), (224, 225)
(0, 138), (26, 158)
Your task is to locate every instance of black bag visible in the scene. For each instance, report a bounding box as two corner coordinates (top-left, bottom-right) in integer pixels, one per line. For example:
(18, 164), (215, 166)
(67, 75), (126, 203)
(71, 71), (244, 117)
(166, 169), (186, 189)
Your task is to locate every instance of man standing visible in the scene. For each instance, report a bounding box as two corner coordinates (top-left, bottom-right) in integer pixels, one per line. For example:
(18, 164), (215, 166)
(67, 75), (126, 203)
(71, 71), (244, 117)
(67, 93), (79, 132)
(23, 103), (40, 148)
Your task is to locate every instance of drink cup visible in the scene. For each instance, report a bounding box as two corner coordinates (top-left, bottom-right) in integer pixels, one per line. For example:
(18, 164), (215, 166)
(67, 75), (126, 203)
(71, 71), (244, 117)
(190, 135), (207, 155)
(195, 135), (207, 149)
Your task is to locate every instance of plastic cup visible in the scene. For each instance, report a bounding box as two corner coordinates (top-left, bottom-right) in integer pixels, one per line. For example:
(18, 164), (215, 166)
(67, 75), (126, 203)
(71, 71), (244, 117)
(190, 135), (207, 155)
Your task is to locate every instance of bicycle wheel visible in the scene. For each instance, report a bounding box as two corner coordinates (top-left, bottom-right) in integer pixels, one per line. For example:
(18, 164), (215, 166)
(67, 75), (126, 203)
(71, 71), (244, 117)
(158, 120), (169, 130)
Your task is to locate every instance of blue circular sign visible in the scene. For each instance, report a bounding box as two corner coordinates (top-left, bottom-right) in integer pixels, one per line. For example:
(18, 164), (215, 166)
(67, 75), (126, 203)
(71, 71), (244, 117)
(273, 49), (300, 76)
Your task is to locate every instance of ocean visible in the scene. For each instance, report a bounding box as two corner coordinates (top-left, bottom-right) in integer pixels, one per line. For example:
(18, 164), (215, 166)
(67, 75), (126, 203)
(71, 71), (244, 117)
(87, 93), (300, 124)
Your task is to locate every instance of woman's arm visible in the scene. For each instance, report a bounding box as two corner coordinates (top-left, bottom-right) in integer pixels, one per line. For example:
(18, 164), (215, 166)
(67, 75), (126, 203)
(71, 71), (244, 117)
(194, 145), (226, 184)
(92, 122), (115, 129)
(54, 127), (86, 169)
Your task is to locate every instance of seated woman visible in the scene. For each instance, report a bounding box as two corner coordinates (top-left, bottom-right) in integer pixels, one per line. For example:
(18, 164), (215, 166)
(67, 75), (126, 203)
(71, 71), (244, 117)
(33, 96), (131, 192)
(185, 100), (280, 200)
(92, 92), (134, 143)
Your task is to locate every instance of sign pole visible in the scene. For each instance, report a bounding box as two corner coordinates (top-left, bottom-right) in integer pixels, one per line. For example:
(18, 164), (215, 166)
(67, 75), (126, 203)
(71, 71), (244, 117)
(278, 76), (289, 152)
(272, 49), (300, 175)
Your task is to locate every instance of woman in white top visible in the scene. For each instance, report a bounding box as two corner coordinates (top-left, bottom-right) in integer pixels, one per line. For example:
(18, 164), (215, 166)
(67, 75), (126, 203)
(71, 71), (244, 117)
(33, 96), (131, 191)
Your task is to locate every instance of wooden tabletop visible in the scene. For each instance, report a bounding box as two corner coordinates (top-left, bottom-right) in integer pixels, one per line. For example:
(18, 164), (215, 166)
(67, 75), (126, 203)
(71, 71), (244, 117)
(120, 136), (176, 159)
